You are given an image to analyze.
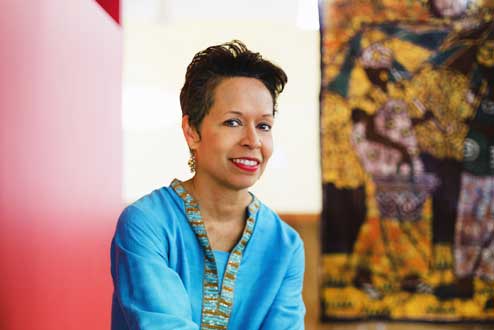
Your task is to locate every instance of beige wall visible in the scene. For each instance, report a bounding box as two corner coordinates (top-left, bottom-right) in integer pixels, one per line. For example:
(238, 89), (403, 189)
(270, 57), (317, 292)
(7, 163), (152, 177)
(123, 19), (321, 212)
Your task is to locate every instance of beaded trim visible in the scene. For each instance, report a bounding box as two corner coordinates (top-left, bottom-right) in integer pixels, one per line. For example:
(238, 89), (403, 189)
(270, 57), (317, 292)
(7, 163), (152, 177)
(171, 179), (260, 330)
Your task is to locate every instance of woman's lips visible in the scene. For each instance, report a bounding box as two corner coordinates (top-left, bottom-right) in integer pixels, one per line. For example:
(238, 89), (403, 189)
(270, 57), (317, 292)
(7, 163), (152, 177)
(231, 158), (260, 172)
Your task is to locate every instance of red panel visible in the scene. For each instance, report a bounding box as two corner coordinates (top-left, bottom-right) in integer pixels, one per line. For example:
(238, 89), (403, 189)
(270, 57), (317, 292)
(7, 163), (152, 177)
(95, 0), (121, 24)
(0, 1), (122, 329)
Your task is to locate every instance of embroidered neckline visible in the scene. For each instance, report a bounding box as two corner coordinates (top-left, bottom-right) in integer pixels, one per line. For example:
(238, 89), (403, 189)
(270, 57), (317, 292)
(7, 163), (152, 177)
(170, 178), (260, 330)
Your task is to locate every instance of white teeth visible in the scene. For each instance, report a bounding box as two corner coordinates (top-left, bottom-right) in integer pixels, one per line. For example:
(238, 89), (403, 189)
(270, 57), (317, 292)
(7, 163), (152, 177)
(232, 158), (258, 166)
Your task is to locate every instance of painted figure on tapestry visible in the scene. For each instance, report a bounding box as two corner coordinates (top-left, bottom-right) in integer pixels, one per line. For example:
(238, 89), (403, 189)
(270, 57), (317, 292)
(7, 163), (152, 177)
(348, 41), (440, 298)
(454, 27), (494, 290)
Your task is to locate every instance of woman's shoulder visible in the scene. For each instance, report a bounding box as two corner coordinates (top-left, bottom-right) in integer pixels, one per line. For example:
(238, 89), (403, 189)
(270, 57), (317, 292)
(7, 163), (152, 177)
(254, 201), (303, 249)
(117, 185), (184, 232)
(133, 185), (182, 212)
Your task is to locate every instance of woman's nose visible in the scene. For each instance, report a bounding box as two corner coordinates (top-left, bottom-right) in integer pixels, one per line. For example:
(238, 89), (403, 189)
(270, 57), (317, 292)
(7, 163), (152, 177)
(242, 125), (261, 148)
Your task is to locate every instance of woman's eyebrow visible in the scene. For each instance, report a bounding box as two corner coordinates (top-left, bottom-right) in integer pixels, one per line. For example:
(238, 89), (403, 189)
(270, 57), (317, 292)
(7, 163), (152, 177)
(224, 111), (243, 116)
(223, 111), (273, 118)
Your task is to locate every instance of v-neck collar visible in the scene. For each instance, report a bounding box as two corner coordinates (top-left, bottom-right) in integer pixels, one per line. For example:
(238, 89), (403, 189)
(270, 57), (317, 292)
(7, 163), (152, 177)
(170, 178), (260, 329)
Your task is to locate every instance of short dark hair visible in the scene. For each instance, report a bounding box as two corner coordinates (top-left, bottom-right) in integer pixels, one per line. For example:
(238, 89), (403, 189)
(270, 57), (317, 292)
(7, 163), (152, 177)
(180, 40), (288, 130)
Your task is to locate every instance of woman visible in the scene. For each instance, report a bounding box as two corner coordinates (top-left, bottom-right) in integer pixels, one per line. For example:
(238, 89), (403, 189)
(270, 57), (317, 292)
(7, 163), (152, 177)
(110, 40), (306, 330)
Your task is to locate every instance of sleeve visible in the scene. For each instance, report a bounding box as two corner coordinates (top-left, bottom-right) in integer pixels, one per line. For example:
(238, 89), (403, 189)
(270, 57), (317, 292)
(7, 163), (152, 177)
(111, 205), (199, 330)
(260, 236), (306, 330)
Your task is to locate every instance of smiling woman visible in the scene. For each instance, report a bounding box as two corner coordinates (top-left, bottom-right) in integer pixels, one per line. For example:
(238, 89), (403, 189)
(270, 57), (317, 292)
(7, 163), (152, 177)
(110, 41), (306, 330)
(183, 77), (274, 193)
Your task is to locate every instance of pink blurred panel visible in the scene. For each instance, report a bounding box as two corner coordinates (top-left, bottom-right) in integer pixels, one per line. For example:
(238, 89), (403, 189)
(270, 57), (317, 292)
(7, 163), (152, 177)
(0, 1), (122, 329)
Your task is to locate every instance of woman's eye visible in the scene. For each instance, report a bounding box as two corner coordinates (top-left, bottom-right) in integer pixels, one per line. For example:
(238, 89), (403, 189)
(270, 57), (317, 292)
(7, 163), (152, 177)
(257, 123), (272, 131)
(224, 119), (241, 127)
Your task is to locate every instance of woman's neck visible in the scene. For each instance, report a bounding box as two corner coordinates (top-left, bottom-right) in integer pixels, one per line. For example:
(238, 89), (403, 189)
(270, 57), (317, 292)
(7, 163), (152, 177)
(182, 176), (251, 223)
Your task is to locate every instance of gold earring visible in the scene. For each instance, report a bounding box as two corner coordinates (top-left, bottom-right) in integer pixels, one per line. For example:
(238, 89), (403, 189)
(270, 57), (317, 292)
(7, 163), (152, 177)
(188, 152), (196, 173)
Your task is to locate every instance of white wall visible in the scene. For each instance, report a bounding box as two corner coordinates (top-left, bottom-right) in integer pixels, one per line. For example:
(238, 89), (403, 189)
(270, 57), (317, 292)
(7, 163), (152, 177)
(122, 1), (321, 213)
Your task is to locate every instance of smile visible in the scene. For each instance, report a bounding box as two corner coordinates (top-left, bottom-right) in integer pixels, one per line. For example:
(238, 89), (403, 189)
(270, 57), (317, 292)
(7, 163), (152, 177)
(231, 158), (260, 172)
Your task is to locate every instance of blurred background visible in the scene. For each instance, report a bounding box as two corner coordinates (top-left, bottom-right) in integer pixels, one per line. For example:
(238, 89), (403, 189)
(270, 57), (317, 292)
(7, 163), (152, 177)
(1, 1), (492, 330)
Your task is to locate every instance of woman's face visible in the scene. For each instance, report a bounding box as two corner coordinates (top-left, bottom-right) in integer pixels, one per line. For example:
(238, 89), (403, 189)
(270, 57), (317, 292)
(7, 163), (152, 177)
(185, 77), (274, 191)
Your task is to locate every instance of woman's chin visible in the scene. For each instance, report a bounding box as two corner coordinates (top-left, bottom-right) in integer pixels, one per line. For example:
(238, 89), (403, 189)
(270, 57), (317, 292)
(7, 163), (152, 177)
(227, 178), (259, 191)
(221, 173), (263, 191)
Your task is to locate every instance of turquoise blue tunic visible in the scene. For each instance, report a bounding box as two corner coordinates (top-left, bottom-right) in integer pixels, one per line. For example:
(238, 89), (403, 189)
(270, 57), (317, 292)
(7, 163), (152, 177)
(110, 179), (305, 329)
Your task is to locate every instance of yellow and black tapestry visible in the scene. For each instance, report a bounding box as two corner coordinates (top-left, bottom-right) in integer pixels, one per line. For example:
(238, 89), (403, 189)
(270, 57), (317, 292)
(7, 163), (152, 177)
(319, 0), (494, 322)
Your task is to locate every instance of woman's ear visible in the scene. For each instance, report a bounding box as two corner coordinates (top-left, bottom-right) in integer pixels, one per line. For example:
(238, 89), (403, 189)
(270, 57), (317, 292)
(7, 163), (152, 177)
(182, 115), (201, 150)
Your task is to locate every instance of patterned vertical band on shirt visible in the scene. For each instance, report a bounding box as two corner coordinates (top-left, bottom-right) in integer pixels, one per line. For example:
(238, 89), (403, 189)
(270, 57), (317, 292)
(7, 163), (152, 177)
(171, 179), (259, 329)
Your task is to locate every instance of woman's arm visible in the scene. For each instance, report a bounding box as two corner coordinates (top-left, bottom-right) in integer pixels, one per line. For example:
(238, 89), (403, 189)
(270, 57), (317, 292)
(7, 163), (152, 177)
(111, 205), (199, 330)
(260, 237), (306, 330)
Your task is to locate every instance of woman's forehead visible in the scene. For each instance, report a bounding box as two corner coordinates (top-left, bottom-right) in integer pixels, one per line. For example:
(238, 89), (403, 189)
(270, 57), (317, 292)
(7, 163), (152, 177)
(209, 78), (274, 112)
